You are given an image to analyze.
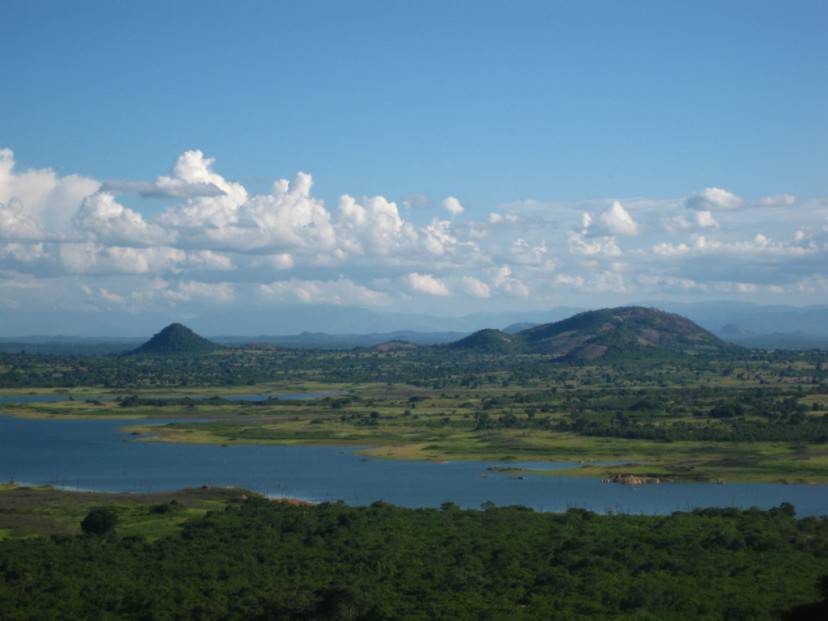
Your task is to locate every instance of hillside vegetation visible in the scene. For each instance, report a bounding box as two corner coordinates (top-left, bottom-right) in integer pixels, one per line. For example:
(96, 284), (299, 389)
(129, 323), (221, 356)
(452, 307), (734, 361)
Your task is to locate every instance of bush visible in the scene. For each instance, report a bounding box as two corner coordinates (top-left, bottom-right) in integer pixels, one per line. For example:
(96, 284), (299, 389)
(80, 506), (119, 535)
(149, 500), (181, 515)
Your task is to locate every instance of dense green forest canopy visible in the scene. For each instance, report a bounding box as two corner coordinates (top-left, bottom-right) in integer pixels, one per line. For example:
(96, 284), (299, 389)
(0, 498), (826, 620)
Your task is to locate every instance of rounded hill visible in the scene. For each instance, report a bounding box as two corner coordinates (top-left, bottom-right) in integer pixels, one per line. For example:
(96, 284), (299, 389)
(448, 307), (736, 361)
(129, 323), (221, 356)
(450, 328), (518, 354)
(515, 306), (732, 361)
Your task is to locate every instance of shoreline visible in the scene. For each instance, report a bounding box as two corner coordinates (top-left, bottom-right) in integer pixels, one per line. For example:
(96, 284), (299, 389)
(3, 378), (828, 486)
(4, 409), (826, 485)
(0, 481), (315, 505)
(123, 424), (828, 485)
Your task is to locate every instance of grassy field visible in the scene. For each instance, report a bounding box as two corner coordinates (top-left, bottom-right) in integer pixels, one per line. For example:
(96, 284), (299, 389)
(0, 484), (254, 540)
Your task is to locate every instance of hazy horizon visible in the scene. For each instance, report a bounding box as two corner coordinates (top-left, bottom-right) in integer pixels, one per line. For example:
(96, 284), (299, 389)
(2, 300), (828, 340)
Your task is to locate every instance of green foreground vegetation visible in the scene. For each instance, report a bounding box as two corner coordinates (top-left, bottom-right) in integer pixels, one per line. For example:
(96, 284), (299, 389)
(0, 488), (825, 620)
(0, 484), (248, 541)
(1, 345), (827, 483)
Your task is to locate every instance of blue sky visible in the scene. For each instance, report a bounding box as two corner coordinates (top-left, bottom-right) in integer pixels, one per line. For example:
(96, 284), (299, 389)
(1, 1), (827, 334)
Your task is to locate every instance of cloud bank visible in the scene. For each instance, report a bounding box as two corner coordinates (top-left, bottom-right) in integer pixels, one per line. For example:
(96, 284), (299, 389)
(1, 147), (827, 319)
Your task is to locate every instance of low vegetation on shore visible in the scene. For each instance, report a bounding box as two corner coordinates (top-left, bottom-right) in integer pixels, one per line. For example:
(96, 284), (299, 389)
(2, 353), (826, 484)
(0, 484), (247, 540)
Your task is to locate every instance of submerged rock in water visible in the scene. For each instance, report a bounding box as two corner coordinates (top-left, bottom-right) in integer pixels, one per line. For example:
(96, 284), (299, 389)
(603, 473), (661, 486)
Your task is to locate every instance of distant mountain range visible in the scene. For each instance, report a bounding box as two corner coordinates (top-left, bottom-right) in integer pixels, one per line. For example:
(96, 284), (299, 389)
(653, 301), (828, 337)
(214, 330), (468, 350)
(124, 307), (736, 362)
(0, 302), (826, 353)
(0, 305), (586, 339)
(713, 328), (828, 350)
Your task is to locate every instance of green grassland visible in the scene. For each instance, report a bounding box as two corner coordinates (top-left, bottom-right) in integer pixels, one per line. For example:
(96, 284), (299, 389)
(0, 484), (252, 540)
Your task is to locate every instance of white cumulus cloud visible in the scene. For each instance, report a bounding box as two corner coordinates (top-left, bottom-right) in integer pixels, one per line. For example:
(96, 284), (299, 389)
(685, 187), (743, 211)
(406, 272), (449, 296)
(568, 232), (622, 256)
(337, 194), (418, 257)
(595, 201), (639, 236)
(3, 145), (827, 315)
(73, 192), (175, 246)
(0, 148), (99, 237)
(259, 277), (390, 306)
(442, 196), (464, 216)
(461, 276), (491, 298)
(757, 194), (797, 208)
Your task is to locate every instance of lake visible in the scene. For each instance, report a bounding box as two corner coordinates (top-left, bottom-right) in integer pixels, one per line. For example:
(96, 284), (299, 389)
(1, 415), (826, 515)
(0, 394), (75, 403)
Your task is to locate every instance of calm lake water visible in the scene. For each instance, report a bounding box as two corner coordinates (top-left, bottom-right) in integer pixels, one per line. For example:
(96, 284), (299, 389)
(0, 394), (73, 403)
(1, 415), (826, 516)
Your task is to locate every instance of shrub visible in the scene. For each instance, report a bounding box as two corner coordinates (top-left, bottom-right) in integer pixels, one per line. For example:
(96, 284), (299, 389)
(80, 506), (119, 535)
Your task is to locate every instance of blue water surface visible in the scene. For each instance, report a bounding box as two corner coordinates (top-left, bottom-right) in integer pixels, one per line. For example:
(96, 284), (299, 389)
(0, 395), (72, 403)
(0, 415), (825, 516)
